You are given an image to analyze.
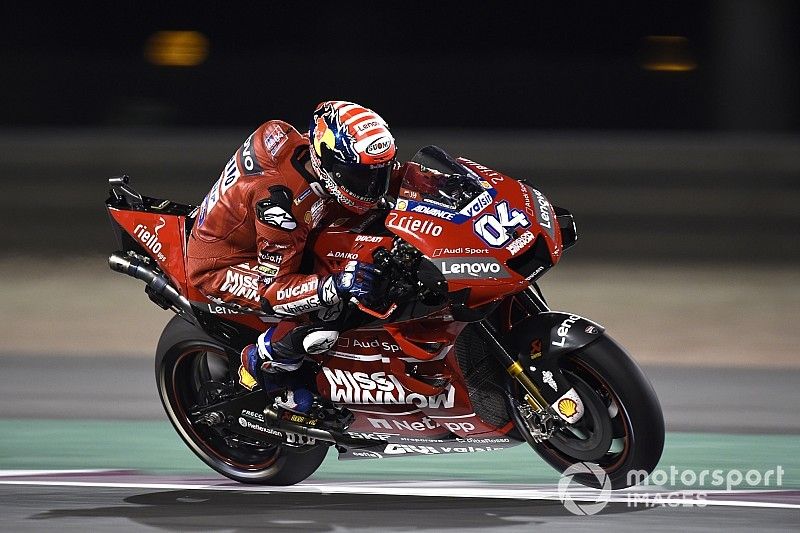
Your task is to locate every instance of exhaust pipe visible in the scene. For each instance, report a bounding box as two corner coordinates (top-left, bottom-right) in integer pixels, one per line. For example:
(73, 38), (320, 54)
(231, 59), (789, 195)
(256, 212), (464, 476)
(108, 252), (194, 316)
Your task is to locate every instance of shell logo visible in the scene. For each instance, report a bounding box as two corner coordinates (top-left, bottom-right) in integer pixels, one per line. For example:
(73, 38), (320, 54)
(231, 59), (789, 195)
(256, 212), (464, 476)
(558, 398), (578, 418)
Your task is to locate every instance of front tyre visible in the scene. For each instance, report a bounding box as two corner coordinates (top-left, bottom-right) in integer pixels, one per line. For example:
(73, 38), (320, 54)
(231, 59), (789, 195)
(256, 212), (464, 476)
(517, 335), (664, 489)
(155, 315), (328, 485)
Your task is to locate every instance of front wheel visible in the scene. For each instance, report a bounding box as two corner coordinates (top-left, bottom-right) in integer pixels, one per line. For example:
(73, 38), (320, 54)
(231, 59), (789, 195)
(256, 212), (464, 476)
(155, 315), (328, 485)
(515, 335), (664, 489)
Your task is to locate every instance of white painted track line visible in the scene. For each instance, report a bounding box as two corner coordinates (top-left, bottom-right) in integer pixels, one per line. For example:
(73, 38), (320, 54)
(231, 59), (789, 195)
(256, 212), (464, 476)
(0, 469), (118, 477)
(0, 478), (797, 510)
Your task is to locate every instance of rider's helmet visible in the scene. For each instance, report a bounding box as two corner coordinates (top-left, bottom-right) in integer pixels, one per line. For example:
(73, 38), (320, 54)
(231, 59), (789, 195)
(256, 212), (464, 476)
(308, 101), (396, 214)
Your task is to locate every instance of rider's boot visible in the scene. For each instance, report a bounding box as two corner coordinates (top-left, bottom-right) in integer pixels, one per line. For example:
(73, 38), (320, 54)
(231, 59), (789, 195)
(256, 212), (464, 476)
(240, 325), (354, 431)
(240, 327), (316, 414)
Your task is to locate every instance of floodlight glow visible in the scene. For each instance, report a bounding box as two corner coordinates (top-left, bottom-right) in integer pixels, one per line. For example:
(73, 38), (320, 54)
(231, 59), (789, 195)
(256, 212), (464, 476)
(145, 31), (209, 67)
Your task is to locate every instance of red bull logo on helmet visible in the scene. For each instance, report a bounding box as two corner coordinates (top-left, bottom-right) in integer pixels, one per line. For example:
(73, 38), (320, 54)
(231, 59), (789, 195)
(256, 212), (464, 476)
(310, 101), (395, 165)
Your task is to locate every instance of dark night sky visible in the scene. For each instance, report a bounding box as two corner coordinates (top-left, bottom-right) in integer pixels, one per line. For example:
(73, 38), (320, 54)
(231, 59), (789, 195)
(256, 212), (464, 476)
(1, 1), (797, 129)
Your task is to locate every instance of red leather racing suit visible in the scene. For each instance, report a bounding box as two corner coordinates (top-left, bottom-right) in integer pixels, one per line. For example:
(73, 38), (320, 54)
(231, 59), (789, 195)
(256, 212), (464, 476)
(187, 120), (406, 328)
(187, 120), (351, 319)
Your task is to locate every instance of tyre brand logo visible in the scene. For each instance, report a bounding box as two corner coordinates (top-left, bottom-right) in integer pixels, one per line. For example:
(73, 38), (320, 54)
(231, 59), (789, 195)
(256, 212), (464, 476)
(542, 370), (558, 391)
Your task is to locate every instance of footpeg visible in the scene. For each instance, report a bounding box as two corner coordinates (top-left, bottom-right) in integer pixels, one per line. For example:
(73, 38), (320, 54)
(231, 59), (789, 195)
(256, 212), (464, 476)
(196, 411), (224, 426)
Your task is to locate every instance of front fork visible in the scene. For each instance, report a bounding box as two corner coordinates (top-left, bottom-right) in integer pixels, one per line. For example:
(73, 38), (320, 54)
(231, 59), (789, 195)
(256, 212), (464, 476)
(481, 286), (603, 429)
(475, 318), (561, 443)
(474, 320), (550, 412)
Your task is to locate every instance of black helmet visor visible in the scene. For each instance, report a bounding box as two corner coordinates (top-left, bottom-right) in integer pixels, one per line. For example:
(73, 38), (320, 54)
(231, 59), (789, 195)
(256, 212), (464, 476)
(321, 144), (392, 200)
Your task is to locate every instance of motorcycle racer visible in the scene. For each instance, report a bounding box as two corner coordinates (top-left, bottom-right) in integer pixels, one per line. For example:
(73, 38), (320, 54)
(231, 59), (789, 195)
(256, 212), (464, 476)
(186, 100), (401, 413)
(107, 119), (665, 487)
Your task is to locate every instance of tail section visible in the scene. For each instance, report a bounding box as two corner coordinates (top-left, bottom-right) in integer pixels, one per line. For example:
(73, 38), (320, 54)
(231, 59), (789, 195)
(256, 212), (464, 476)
(105, 175), (271, 337)
(106, 175), (196, 292)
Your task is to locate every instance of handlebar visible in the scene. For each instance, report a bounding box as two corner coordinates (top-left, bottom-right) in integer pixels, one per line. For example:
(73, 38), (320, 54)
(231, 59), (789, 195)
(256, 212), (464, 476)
(346, 241), (447, 322)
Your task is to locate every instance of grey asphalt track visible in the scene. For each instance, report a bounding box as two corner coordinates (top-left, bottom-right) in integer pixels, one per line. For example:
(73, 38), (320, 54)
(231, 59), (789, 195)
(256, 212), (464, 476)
(0, 476), (797, 532)
(1, 355), (798, 434)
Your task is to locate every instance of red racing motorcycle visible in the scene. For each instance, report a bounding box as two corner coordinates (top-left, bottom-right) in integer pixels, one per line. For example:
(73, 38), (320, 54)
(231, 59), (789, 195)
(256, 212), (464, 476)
(106, 145), (663, 488)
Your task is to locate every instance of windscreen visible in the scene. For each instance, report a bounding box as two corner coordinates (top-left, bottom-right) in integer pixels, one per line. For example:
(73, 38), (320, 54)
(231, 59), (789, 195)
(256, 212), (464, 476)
(398, 145), (490, 212)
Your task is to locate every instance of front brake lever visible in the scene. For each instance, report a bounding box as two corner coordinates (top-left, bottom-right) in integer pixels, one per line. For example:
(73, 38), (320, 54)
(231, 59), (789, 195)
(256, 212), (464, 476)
(354, 298), (397, 320)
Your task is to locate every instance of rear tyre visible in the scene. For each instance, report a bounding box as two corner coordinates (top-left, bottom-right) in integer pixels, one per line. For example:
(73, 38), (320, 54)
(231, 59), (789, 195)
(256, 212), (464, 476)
(155, 315), (328, 485)
(514, 335), (664, 489)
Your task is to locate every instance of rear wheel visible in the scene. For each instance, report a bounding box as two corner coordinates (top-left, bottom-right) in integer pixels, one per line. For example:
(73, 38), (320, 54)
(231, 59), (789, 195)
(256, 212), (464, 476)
(155, 315), (328, 485)
(513, 335), (664, 489)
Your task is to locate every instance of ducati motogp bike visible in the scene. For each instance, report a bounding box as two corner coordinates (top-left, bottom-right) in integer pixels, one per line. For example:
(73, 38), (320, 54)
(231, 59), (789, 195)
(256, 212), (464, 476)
(105, 145), (664, 488)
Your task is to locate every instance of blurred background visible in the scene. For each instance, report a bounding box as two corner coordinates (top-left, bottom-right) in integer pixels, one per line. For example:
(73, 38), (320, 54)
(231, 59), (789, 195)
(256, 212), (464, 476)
(1, 0), (799, 261)
(0, 1), (797, 365)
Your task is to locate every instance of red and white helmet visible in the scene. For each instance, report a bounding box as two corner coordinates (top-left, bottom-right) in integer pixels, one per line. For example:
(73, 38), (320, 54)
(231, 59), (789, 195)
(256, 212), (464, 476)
(308, 101), (397, 214)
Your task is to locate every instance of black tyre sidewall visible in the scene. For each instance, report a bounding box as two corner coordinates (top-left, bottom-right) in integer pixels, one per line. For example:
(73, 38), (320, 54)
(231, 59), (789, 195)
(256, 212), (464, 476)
(155, 315), (328, 485)
(530, 334), (665, 489)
